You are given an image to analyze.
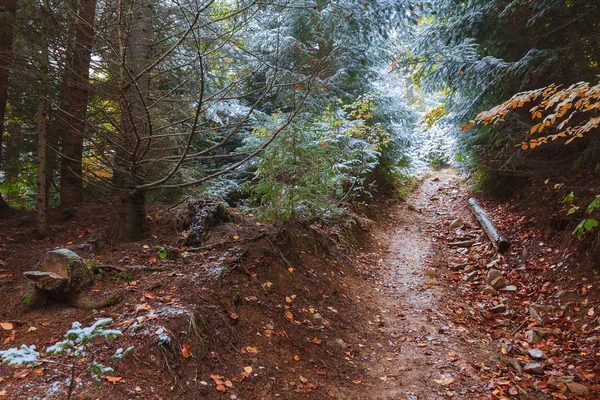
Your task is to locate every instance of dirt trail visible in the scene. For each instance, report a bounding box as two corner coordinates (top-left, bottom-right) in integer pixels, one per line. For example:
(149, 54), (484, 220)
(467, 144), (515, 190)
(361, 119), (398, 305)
(344, 169), (501, 399)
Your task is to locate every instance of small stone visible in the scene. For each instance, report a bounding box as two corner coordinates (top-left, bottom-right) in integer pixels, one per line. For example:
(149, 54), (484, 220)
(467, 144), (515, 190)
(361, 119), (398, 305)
(529, 307), (544, 324)
(524, 330), (540, 345)
(499, 285), (517, 292)
(509, 358), (522, 373)
(518, 386), (532, 400)
(566, 382), (589, 396)
(463, 264), (475, 273)
(489, 304), (506, 313)
(450, 218), (464, 228)
(482, 286), (497, 296)
(527, 348), (545, 359)
(490, 276), (508, 290)
(523, 362), (544, 375)
(326, 338), (346, 349)
(450, 263), (465, 271)
(463, 271), (479, 282)
(527, 327), (550, 338)
(424, 268), (438, 278)
(547, 376), (574, 391)
(486, 269), (503, 285)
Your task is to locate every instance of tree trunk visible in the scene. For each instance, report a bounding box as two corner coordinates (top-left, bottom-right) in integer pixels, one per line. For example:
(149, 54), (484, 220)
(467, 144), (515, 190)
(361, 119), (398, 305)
(60, 0), (97, 207)
(0, 0), (17, 217)
(36, 0), (51, 237)
(108, 189), (145, 242)
(108, 0), (151, 241)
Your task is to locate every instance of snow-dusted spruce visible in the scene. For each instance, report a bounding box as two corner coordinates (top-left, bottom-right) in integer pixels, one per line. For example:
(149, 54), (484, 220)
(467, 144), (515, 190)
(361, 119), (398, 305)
(0, 318), (128, 400)
(112, 346), (135, 359)
(46, 318), (122, 356)
(0, 344), (40, 365)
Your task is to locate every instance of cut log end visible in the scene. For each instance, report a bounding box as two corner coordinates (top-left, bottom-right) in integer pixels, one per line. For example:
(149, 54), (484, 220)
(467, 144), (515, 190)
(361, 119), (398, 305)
(23, 248), (96, 301)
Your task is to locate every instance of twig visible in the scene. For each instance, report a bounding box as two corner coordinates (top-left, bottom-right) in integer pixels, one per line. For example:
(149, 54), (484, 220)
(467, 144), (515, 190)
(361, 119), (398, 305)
(66, 358), (77, 400)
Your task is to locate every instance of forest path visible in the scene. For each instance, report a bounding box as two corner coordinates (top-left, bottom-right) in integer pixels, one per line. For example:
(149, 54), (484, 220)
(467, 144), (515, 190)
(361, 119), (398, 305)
(340, 169), (501, 399)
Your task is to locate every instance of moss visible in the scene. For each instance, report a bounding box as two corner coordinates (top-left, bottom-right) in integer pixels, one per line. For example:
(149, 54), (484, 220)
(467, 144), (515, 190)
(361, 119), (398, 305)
(109, 271), (132, 281)
(104, 296), (123, 307)
(21, 294), (32, 305)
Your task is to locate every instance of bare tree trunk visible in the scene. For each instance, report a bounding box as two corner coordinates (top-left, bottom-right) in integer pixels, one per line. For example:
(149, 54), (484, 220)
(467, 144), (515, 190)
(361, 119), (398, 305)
(60, 0), (97, 207)
(108, 0), (151, 241)
(36, 0), (51, 237)
(0, 0), (17, 217)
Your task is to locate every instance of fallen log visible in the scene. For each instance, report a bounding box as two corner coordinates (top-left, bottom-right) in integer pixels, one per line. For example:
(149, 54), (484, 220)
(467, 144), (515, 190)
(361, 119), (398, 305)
(468, 197), (510, 253)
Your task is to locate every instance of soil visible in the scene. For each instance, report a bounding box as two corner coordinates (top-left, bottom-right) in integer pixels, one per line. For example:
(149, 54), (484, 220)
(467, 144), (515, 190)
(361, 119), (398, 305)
(0, 169), (599, 399)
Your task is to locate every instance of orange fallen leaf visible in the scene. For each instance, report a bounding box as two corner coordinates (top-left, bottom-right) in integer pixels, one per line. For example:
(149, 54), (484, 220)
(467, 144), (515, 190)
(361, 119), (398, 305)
(226, 310), (239, 320)
(294, 354), (301, 361)
(299, 375), (308, 383)
(33, 369), (44, 374)
(244, 366), (253, 374)
(352, 380), (361, 384)
(182, 343), (191, 358)
(0, 322), (13, 330)
(246, 346), (258, 353)
(105, 376), (122, 383)
(216, 384), (226, 393)
(13, 371), (29, 379)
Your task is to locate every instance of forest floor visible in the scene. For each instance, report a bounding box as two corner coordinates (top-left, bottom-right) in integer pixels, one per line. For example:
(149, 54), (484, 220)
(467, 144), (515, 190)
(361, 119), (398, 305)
(0, 169), (599, 399)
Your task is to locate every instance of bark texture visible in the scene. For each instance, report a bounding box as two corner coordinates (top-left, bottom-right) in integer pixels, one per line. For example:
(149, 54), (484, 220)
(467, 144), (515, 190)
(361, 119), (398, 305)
(60, 0), (97, 207)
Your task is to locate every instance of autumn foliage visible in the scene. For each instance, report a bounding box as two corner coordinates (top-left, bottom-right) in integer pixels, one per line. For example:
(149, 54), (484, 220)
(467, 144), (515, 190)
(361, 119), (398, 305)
(465, 81), (600, 150)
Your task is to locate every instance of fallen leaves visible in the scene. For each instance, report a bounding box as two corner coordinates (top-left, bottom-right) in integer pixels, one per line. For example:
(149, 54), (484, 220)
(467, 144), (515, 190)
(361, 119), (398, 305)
(105, 376), (122, 383)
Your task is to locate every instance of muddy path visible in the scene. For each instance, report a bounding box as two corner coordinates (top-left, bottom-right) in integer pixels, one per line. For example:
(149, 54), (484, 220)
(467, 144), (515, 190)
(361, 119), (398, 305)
(341, 169), (503, 399)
